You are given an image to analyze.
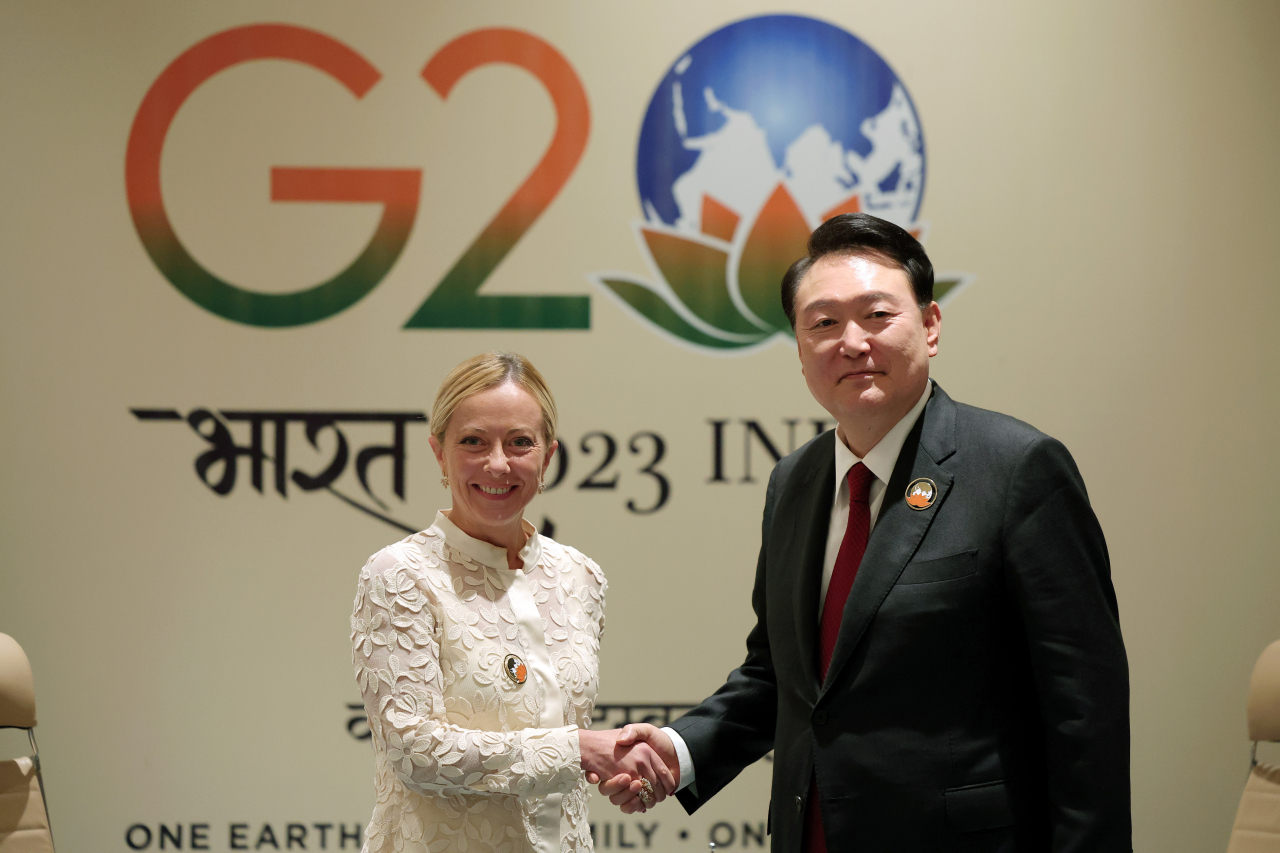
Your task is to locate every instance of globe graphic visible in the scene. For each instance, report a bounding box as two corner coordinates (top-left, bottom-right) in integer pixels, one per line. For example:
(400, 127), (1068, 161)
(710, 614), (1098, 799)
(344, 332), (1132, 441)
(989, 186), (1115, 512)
(636, 15), (925, 236)
(594, 16), (934, 351)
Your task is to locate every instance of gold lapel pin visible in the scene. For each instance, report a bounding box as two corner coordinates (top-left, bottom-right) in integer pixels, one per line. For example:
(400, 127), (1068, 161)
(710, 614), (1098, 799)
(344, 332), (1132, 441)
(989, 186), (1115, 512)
(905, 477), (938, 511)
(504, 653), (528, 685)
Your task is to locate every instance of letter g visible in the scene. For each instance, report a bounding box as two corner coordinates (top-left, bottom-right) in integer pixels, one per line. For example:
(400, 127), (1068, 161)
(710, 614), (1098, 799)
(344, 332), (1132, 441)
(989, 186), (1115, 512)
(125, 24), (421, 327)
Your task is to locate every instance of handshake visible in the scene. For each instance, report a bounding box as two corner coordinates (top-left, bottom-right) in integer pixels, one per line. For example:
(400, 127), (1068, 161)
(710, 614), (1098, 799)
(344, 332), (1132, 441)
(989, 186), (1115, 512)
(578, 723), (680, 814)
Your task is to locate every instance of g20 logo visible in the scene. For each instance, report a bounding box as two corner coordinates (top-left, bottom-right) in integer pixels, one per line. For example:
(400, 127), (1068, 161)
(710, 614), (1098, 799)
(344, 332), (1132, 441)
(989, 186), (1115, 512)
(125, 24), (590, 329)
(593, 14), (967, 354)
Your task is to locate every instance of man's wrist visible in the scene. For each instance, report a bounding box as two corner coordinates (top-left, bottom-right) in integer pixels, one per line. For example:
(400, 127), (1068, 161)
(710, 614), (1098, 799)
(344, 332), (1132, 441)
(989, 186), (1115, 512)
(661, 726), (696, 793)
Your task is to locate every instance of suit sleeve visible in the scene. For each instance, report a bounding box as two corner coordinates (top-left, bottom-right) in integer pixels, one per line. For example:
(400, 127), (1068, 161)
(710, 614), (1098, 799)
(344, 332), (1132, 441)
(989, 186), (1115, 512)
(1003, 436), (1131, 852)
(670, 465), (782, 813)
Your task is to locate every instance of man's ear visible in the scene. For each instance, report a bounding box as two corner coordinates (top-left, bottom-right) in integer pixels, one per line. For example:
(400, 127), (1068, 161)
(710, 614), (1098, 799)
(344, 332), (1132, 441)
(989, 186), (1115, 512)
(924, 301), (941, 356)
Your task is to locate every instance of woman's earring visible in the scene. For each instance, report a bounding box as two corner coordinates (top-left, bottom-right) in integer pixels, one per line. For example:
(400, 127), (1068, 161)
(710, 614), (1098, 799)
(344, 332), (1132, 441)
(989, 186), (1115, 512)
(440, 475), (449, 489)
(538, 479), (546, 494)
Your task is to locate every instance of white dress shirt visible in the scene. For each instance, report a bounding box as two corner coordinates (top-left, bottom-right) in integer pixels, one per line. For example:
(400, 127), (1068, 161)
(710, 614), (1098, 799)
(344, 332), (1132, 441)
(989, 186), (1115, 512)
(664, 381), (934, 793)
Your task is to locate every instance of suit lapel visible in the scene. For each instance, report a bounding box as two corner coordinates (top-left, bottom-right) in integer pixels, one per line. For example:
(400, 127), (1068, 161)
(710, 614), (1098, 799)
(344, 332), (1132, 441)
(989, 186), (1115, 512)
(820, 384), (958, 695)
(773, 433), (834, 692)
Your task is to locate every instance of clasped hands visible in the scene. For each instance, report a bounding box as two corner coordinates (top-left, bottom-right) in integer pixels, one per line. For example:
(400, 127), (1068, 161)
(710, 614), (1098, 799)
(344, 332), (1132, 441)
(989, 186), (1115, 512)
(578, 724), (679, 814)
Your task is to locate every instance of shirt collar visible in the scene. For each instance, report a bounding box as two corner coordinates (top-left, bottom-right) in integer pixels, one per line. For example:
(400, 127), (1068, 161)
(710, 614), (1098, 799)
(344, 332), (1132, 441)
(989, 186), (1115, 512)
(431, 510), (542, 572)
(833, 380), (933, 488)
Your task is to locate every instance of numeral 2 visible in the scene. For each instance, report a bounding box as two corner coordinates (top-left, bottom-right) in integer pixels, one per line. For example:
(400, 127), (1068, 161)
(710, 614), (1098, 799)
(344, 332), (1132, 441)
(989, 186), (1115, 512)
(405, 28), (591, 329)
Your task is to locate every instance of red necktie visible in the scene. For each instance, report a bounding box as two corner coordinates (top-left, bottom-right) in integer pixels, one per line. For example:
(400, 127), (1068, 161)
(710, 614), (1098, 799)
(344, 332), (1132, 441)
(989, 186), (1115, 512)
(818, 462), (874, 677)
(804, 461), (874, 853)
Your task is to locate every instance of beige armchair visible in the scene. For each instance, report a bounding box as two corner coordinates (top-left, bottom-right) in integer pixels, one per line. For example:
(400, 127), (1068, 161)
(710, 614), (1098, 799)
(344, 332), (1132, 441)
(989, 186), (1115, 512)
(1227, 639), (1280, 852)
(0, 633), (53, 853)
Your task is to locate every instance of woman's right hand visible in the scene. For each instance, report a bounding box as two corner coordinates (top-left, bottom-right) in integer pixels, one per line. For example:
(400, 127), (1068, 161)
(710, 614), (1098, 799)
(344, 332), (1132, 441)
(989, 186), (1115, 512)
(578, 728), (676, 812)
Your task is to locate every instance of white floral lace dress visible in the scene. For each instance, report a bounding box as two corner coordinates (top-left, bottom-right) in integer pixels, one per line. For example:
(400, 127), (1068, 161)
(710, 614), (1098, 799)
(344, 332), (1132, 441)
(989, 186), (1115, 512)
(351, 511), (606, 853)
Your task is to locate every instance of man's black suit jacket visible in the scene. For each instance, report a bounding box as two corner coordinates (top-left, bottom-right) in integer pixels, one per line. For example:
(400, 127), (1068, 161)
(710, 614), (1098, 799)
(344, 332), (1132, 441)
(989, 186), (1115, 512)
(670, 383), (1130, 852)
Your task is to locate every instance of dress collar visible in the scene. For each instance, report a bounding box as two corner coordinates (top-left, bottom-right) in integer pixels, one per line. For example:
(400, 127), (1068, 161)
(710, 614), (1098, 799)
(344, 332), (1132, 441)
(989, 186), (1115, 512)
(431, 510), (542, 573)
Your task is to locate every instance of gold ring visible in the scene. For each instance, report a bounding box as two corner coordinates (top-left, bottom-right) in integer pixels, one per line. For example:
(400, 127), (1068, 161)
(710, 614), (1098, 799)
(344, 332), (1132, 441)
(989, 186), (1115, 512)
(638, 778), (655, 805)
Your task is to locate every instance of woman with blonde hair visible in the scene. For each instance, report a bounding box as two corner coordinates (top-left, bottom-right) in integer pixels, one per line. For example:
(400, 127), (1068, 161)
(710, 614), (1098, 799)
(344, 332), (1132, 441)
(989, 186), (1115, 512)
(351, 352), (672, 853)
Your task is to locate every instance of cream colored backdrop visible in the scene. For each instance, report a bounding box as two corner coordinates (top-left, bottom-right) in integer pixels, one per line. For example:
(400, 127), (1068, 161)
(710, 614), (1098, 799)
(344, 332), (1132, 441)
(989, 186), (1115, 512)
(1, 2), (1278, 852)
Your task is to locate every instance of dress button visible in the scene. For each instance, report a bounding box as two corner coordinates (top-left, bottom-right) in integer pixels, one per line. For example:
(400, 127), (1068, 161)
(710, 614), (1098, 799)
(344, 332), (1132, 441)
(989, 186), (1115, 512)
(813, 710), (828, 726)
(795, 795), (803, 813)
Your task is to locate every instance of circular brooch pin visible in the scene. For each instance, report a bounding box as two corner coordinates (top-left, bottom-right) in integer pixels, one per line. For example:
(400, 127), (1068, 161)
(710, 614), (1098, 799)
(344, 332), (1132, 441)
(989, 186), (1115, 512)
(504, 653), (528, 685)
(905, 477), (938, 511)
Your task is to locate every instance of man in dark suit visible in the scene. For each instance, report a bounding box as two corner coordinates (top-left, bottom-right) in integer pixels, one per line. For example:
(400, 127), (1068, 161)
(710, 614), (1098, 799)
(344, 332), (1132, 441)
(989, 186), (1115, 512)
(604, 213), (1130, 852)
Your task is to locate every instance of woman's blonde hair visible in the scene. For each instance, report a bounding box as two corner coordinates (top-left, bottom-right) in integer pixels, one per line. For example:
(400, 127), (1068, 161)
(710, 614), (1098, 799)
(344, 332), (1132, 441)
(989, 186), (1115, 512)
(430, 352), (558, 444)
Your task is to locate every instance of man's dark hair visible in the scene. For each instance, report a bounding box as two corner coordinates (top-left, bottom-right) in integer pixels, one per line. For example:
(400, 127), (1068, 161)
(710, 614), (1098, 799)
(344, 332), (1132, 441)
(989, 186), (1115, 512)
(781, 213), (934, 329)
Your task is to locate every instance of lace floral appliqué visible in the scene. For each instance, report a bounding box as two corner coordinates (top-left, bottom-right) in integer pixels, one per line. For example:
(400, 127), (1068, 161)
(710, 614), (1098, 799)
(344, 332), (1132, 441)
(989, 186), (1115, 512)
(352, 524), (605, 853)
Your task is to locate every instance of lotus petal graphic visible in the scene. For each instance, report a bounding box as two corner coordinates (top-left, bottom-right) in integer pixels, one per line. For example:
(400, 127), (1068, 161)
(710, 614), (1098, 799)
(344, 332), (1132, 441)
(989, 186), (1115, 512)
(593, 182), (970, 352)
(593, 183), (807, 350)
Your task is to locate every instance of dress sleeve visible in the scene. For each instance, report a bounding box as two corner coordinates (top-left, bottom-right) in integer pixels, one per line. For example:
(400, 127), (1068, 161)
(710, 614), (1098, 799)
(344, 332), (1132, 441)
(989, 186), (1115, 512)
(587, 556), (606, 640)
(351, 547), (582, 800)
